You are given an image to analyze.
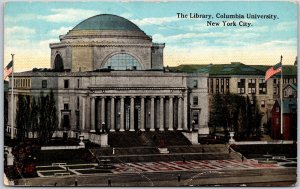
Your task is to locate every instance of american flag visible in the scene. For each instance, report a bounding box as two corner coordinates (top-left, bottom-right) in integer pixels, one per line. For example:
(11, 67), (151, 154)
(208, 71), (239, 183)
(265, 62), (282, 81)
(4, 60), (13, 80)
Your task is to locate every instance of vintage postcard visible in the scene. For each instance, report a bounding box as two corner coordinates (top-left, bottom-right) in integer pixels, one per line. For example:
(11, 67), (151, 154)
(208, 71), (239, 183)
(3, 0), (297, 186)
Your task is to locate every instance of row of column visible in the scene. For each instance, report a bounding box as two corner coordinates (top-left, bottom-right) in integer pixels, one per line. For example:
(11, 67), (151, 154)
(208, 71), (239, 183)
(89, 95), (188, 132)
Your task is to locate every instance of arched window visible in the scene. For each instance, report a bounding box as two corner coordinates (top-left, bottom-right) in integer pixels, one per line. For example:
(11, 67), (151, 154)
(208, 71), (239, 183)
(54, 54), (64, 71)
(103, 53), (142, 70)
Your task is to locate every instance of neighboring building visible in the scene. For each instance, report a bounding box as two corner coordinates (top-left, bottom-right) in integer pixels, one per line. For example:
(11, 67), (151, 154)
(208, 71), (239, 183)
(172, 62), (297, 133)
(283, 83), (297, 98)
(7, 14), (210, 139)
(271, 98), (297, 140)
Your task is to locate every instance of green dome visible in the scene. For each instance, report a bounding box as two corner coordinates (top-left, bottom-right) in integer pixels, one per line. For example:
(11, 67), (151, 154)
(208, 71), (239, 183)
(72, 14), (142, 31)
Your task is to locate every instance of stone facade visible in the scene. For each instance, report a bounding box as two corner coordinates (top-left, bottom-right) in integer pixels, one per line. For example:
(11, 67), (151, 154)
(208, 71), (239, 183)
(7, 14), (210, 139)
(8, 71), (209, 135)
(208, 75), (297, 130)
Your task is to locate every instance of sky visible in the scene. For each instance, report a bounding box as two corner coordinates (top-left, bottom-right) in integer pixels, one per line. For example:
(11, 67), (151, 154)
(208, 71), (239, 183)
(3, 1), (298, 72)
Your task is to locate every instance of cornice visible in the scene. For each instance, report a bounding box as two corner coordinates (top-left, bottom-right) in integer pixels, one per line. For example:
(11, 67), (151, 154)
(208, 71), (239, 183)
(50, 42), (152, 48)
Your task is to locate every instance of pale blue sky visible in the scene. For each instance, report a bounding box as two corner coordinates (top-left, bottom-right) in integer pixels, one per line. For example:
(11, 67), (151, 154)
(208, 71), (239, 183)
(4, 1), (298, 72)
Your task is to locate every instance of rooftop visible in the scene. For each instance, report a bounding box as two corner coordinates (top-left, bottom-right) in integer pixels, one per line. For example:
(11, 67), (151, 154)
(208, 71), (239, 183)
(171, 62), (297, 76)
(72, 14), (142, 32)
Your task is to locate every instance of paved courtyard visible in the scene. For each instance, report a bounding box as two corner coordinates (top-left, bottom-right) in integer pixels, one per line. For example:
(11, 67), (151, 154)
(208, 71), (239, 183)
(36, 158), (296, 177)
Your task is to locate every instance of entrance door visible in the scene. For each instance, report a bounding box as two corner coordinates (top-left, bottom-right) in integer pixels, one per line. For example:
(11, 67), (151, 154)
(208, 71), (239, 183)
(192, 111), (199, 131)
(63, 114), (70, 129)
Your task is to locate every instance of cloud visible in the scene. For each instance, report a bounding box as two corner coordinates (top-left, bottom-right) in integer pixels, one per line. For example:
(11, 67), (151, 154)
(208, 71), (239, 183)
(228, 25), (269, 33)
(5, 14), (37, 23)
(131, 16), (178, 26)
(39, 39), (60, 48)
(152, 32), (229, 43)
(120, 12), (133, 19)
(5, 26), (36, 39)
(275, 21), (297, 31)
(38, 8), (99, 23)
(259, 39), (297, 47)
(49, 26), (73, 36)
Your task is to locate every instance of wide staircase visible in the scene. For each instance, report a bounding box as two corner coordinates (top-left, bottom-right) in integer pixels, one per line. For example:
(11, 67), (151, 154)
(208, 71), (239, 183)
(107, 131), (191, 147)
(90, 144), (235, 163)
(89, 131), (237, 163)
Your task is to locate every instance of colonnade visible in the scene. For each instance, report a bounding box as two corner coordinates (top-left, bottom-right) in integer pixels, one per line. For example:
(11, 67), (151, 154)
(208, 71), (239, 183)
(87, 95), (188, 132)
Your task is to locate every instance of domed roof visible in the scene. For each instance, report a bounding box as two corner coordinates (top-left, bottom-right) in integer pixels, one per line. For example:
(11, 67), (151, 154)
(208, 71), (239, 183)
(72, 14), (142, 32)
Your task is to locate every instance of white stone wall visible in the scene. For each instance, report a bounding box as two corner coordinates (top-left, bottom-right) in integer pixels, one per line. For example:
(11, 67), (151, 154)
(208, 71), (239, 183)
(187, 75), (209, 134)
(10, 71), (210, 134)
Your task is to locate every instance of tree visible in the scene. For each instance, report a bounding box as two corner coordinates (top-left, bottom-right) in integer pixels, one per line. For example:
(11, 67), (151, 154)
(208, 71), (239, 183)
(252, 95), (263, 137)
(47, 90), (58, 142)
(16, 95), (31, 141)
(209, 93), (262, 140)
(4, 92), (8, 132)
(209, 93), (227, 134)
(244, 96), (252, 137)
(38, 90), (58, 144)
(30, 97), (39, 139)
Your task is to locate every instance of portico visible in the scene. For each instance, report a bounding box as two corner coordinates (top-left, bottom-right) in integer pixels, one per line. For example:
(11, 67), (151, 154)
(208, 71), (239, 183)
(85, 87), (188, 132)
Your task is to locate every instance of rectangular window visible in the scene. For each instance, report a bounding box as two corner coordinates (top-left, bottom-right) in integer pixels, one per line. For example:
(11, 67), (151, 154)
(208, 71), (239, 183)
(77, 97), (80, 109)
(276, 107), (279, 112)
(237, 79), (245, 94)
(76, 111), (80, 129)
(207, 79), (209, 93)
(64, 80), (69, 88)
(210, 79), (214, 94)
(42, 80), (47, 88)
(193, 80), (198, 88)
(216, 79), (219, 94)
(273, 86), (277, 95)
(273, 79), (277, 84)
(77, 79), (80, 88)
(226, 79), (229, 93)
(221, 79), (224, 94)
(193, 96), (198, 105)
(248, 79), (256, 94)
(259, 79), (267, 94)
(261, 100), (265, 108)
(275, 117), (279, 125)
(64, 103), (69, 110)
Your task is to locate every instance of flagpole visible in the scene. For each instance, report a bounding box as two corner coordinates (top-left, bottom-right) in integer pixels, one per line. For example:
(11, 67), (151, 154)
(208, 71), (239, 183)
(10, 54), (14, 139)
(280, 55), (283, 136)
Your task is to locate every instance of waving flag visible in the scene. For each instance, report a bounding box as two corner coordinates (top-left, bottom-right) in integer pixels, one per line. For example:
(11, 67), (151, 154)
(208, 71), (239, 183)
(265, 62), (282, 81)
(4, 60), (13, 80)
